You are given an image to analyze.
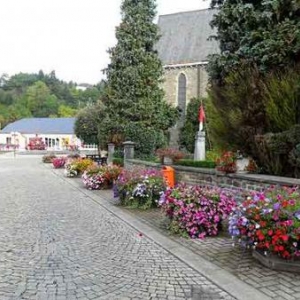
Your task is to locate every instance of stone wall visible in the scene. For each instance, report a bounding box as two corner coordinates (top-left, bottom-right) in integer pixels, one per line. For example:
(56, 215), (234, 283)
(126, 159), (300, 195)
(162, 65), (208, 107)
(162, 64), (208, 147)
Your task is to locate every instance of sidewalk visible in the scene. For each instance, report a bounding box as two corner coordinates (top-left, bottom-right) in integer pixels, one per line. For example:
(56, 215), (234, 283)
(91, 190), (300, 300)
(48, 167), (278, 300)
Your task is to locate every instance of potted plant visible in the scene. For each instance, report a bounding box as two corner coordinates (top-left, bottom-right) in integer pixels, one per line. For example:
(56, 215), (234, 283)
(159, 183), (236, 238)
(229, 187), (300, 261)
(156, 147), (184, 165)
(215, 151), (237, 174)
(114, 167), (167, 209)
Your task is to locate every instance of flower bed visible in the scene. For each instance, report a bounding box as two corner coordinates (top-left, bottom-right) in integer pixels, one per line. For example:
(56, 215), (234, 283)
(229, 187), (300, 259)
(42, 154), (56, 163)
(52, 157), (67, 169)
(159, 184), (236, 238)
(156, 147), (185, 164)
(82, 165), (122, 190)
(216, 151), (237, 173)
(64, 158), (94, 177)
(114, 168), (166, 209)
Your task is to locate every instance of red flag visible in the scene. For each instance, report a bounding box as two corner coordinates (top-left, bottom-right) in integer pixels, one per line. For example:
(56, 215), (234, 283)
(198, 105), (205, 123)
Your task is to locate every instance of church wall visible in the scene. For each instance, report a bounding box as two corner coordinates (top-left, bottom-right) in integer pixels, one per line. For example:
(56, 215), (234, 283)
(162, 65), (208, 108)
(162, 64), (209, 148)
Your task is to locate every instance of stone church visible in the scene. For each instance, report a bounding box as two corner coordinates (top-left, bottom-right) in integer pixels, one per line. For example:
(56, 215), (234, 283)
(156, 8), (219, 146)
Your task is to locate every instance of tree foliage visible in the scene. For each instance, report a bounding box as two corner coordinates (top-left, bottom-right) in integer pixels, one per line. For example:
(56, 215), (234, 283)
(104, 0), (178, 157)
(179, 98), (203, 153)
(207, 0), (300, 176)
(74, 102), (106, 150)
(208, 0), (300, 82)
(0, 71), (105, 128)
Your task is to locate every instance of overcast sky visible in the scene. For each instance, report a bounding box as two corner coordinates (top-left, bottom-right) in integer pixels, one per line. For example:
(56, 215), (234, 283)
(0, 0), (210, 84)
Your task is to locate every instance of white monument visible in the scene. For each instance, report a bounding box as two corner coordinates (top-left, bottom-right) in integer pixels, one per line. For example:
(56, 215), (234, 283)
(194, 105), (206, 161)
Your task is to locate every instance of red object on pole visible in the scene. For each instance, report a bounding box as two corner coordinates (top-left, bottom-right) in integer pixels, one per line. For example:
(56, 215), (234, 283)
(198, 105), (206, 123)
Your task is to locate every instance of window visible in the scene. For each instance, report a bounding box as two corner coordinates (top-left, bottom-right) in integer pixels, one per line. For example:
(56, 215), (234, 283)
(178, 73), (187, 124)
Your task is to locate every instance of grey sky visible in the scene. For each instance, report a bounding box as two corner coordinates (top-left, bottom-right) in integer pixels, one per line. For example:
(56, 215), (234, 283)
(0, 0), (210, 84)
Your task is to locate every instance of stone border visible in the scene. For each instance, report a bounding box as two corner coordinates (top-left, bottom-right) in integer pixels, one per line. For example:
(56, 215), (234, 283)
(253, 250), (300, 273)
(49, 167), (271, 300)
(126, 159), (300, 196)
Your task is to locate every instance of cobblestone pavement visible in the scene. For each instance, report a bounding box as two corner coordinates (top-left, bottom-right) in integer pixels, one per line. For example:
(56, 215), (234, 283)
(0, 155), (235, 300)
(102, 194), (300, 300)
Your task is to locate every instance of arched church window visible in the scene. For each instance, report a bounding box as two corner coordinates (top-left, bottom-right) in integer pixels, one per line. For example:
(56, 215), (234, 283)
(178, 73), (187, 123)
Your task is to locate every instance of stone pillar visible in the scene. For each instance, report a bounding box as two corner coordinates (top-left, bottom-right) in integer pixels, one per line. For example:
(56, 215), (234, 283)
(123, 141), (135, 168)
(194, 131), (206, 161)
(107, 143), (115, 165)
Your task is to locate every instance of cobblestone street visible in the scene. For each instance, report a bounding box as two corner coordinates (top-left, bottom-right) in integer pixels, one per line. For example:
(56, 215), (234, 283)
(0, 155), (235, 300)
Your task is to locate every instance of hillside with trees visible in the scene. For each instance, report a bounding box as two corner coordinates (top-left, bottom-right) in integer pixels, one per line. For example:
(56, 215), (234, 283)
(0, 71), (105, 129)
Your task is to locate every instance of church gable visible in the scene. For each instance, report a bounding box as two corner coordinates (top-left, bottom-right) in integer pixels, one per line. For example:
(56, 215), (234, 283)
(156, 9), (219, 66)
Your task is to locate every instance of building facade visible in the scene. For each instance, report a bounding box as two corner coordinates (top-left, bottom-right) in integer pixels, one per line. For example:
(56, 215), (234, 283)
(0, 118), (82, 151)
(156, 9), (219, 146)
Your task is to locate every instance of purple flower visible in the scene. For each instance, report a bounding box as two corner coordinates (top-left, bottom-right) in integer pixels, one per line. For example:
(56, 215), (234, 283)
(294, 211), (300, 220)
(273, 202), (281, 210)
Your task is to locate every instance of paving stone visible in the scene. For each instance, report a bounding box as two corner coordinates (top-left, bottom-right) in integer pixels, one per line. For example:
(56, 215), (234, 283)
(0, 155), (233, 299)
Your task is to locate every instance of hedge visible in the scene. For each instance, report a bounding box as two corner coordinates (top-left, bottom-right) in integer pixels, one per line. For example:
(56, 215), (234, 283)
(174, 159), (216, 169)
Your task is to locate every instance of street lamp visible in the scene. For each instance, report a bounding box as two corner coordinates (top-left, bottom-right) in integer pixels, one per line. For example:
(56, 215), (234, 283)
(10, 131), (18, 158)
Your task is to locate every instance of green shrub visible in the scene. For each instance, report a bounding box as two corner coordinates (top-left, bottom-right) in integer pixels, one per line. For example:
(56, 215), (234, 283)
(179, 97), (209, 152)
(113, 158), (124, 167)
(124, 123), (167, 159)
(254, 125), (300, 177)
(174, 159), (216, 169)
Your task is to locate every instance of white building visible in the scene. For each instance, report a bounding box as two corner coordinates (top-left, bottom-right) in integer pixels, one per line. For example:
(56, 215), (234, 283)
(0, 118), (83, 151)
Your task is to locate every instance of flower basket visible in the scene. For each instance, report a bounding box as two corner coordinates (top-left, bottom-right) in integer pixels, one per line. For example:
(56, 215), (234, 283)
(215, 151), (237, 174)
(159, 184), (236, 238)
(82, 165), (122, 190)
(156, 148), (184, 165)
(229, 187), (300, 261)
(114, 168), (166, 209)
(64, 158), (95, 177)
(52, 157), (67, 169)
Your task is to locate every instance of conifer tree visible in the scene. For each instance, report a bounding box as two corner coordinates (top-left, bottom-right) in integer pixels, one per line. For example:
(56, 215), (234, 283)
(105, 0), (178, 133)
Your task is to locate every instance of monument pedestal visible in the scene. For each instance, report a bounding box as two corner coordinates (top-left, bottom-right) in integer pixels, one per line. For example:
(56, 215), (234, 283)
(194, 131), (205, 161)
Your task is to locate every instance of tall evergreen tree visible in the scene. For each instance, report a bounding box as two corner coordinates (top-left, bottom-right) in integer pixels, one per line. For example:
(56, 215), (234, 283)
(105, 0), (178, 133)
(208, 0), (300, 82)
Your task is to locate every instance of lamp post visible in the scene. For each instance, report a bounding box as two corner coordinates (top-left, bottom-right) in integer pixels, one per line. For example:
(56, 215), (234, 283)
(11, 131), (18, 158)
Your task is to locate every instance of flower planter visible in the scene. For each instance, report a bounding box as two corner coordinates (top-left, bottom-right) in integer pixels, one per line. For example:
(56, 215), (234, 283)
(162, 156), (173, 165)
(236, 157), (249, 173)
(253, 249), (300, 273)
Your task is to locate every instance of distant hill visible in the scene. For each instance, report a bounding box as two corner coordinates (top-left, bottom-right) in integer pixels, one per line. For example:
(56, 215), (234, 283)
(0, 71), (105, 128)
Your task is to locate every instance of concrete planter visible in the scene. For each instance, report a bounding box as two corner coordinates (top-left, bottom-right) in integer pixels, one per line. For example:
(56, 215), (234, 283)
(253, 249), (300, 273)
(162, 156), (173, 165)
(236, 158), (249, 173)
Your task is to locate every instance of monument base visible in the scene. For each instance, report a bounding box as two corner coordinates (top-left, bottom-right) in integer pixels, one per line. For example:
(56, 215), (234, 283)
(194, 131), (205, 161)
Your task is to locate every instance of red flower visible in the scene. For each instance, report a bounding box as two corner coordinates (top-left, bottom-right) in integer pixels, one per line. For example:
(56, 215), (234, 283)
(259, 221), (267, 227)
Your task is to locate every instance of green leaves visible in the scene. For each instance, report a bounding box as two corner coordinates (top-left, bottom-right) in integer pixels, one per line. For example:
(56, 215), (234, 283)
(209, 0), (300, 81)
(104, 0), (178, 157)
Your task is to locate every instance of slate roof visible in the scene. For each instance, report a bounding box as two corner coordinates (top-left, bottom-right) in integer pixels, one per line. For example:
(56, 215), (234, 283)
(156, 9), (219, 66)
(1, 118), (76, 134)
